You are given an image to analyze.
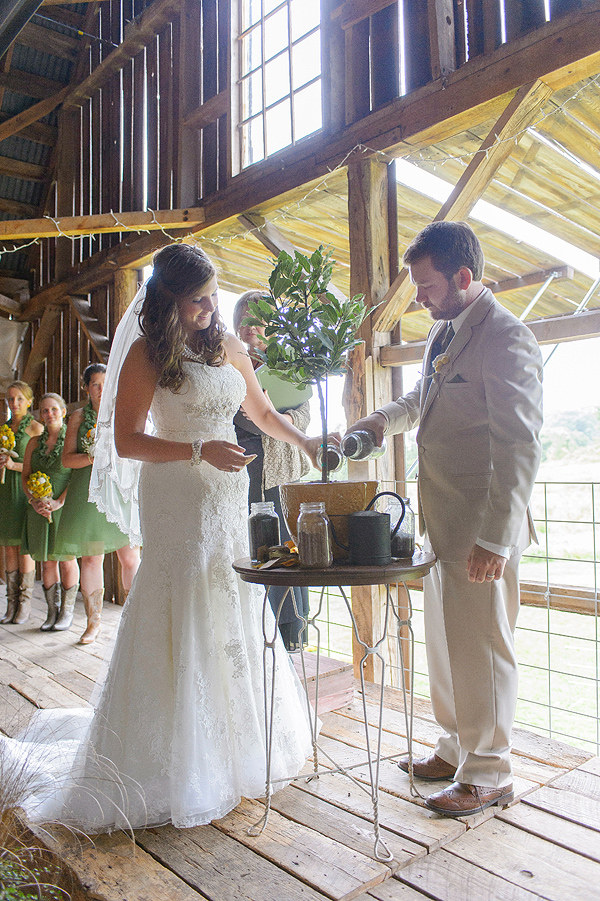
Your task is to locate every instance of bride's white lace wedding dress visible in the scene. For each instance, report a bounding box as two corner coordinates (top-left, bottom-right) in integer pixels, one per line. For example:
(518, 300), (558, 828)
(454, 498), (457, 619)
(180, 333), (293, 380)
(5, 362), (313, 832)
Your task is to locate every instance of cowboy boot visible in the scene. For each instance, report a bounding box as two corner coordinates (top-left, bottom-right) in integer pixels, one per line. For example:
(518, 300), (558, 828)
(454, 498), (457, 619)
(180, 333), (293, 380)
(0, 571), (19, 624)
(40, 582), (61, 631)
(79, 588), (104, 644)
(54, 582), (79, 631)
(13, 570), (35, 624)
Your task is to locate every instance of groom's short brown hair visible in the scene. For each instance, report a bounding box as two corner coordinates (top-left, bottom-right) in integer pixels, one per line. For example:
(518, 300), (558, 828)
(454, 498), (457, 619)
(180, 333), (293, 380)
(404, 221), (484, 281)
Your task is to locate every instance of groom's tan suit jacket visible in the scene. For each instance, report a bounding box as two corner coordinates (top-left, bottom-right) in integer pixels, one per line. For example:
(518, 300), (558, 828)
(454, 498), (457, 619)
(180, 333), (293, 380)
(380, 289), (543, 562)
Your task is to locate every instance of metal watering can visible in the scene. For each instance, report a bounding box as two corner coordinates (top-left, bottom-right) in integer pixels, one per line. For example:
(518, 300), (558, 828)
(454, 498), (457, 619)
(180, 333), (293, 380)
(330, 491), (406, 566)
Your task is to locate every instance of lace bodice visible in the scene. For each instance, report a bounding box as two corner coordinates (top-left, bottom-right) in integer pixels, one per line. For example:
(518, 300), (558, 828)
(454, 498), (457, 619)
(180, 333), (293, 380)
(151, 362), (246, 441)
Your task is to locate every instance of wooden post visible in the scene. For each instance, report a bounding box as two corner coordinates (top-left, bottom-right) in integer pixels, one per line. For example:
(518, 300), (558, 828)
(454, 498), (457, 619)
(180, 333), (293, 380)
(346, 157), (395, 682)
(106, 267), (141, 605)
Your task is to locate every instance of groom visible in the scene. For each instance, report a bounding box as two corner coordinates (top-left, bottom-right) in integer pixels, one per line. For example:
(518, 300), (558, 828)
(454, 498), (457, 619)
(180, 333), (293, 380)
(347, 222), (543, 816)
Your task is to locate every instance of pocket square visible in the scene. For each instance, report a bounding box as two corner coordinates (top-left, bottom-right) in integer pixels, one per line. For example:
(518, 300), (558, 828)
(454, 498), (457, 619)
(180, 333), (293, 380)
(447, 374), (467, 383)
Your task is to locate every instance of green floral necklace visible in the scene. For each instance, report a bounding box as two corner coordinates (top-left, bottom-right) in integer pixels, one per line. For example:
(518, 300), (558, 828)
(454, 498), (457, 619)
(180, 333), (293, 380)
(8, 411), (33, 441)
(82, 399), (97, 430)
(38, 422), (67, 466)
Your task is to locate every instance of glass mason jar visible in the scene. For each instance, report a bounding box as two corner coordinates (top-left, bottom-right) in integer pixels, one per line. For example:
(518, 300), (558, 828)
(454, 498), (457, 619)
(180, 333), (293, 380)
(248, 501), (280, 563)
(316, 443), (343, 474)
(297, 501), (333, 568)
(389, 497), (415, 559)
(340, 430), (387, 461)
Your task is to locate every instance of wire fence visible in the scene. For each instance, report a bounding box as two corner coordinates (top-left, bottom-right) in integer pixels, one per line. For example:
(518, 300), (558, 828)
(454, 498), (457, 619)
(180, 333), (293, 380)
(307, 479), (600, 755)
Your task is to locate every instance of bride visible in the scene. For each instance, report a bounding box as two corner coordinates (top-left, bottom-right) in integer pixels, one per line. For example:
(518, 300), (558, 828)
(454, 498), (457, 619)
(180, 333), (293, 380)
(7, 243), (324, 832)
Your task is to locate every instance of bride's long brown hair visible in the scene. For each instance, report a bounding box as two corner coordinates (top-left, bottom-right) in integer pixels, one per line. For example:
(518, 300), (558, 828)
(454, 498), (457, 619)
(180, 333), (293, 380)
(140, 243), (225, 392)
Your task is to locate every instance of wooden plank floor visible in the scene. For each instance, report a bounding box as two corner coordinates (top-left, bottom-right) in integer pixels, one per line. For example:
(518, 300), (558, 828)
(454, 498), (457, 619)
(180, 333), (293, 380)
(2, 583), (600, 901)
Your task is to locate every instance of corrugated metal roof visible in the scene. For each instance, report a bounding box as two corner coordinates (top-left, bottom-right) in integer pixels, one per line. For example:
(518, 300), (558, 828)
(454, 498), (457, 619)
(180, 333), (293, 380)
(11, 43), (72, 83)
(0, 134), (50, 168)
(0, 175), (42, 207)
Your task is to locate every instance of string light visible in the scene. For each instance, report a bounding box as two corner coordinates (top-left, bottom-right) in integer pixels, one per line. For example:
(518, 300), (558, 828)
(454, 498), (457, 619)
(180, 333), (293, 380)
(1, 73), (598, 259)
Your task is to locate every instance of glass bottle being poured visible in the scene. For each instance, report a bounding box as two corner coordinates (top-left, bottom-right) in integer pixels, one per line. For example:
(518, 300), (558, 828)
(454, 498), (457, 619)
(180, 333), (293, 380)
(340, 430), (387, 461)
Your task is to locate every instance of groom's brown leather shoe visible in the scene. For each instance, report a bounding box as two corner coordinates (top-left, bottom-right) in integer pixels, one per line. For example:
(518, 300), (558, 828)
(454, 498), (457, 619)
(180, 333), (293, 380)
(397, 752), (455, 781)
(425, 781), (514, 817)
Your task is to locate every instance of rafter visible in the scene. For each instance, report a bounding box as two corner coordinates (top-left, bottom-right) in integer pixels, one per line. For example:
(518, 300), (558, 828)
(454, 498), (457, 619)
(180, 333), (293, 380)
(379, 307), (600, 366)
(63, 0), (182, 110)
(0, 208), (204, 241)
(22, 306), (63, 387)
(373, 79), (554, 332)
(0, 88), (69, 144)
(68, 296), (110, 361)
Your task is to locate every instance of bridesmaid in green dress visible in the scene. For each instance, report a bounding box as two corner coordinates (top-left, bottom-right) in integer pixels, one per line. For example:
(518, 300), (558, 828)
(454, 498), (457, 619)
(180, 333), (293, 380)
(21, 393), (79, 632)
(57, 364), (140, 644)
(0, 381), (43, 624)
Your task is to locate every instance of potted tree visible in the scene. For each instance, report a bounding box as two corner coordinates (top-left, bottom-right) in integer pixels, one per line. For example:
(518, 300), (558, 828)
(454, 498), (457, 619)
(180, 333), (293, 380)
(244, 245), (378, 556)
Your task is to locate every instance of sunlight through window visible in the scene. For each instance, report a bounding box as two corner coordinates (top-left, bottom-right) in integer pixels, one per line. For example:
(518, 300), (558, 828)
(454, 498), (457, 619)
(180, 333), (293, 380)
(237, 0), (322, 170)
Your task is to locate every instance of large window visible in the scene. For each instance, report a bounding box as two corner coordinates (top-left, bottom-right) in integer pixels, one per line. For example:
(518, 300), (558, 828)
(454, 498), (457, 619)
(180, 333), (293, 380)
(236, 0), (322, 169)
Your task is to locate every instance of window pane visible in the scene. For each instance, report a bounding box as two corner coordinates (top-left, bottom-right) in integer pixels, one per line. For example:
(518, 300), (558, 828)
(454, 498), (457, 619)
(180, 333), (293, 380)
(265, 53), (290, 106)
(241, 26), (262, 73)
(293, 80), (322, 140)
(291, 0), (320, 41)
(264, 6), (288, 60)
(292, 31), (320, 89)
(242, 116), (265, 168)
(264, 0), (285, 14)
(241, 0), (262, 31)
(241, 70), (263, 119)
(266, 99), (291, 155)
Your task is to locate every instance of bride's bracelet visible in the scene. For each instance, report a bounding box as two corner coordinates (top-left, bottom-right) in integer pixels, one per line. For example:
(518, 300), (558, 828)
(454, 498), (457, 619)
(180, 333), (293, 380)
(191, 439), (203, 466)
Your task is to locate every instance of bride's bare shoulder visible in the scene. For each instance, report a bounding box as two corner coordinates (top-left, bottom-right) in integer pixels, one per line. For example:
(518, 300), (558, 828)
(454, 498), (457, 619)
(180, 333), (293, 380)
(222, 332), (250, 369)
(120, 337), (157, 386)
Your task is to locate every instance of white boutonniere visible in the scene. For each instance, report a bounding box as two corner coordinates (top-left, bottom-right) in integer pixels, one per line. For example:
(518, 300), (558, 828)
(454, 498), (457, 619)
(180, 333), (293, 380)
(432, 353), (450, 373)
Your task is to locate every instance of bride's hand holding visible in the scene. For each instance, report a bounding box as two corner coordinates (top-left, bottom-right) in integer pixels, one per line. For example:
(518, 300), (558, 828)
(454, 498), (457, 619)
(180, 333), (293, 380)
(302, 433), (341, 469)
(200, 440), (257, 473)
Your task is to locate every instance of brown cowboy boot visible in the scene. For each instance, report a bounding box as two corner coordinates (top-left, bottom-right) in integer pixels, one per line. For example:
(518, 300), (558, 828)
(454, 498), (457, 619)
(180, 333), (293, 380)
(54, 582), (79, 631)
(13, 570), (35, 624)
(1, 571), (20, 624)
(79, 588), (104, 644)
(40, 582), (61, 631)
(0, 569), (19, 623)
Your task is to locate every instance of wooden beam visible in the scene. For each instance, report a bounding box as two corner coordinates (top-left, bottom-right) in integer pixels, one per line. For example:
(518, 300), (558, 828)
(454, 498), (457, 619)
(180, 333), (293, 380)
(63, 0), (182, 109)
(0, 156), (46, 182)
(0, 197), (38, 218)
(0, 70), (66, 101)
(68, 296), (110, 361)
(0, 87), (68, 144)
(22, 306), (63, 387)
(373, 79), (553, 332)
(379, 307), (600, 366)
(183, 90), (229, 130)
(485, 266), (574, 295)
(237, 212), (348, 303)
(338, 0), (396, 29)
(0, 294), (22, 316)
(237, 212), (296, 257)
(19, 7), (600, 322)
(0, 112), (56, 146)
(428, 0), (456, 80)
(0, 208), (204, 242)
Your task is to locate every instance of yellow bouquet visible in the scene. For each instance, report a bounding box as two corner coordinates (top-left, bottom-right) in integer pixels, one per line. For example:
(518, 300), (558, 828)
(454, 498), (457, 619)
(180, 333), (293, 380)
(0, 423), (18, 484)
(27, 471), (54, 522)
(81, 425), (96, 457)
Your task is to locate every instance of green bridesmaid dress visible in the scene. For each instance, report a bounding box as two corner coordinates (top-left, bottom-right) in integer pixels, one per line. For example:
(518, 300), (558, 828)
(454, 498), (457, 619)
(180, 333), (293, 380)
(21, 425), (73, 562)
(55, 402), (129, 557)
(0, 413), (35, 546)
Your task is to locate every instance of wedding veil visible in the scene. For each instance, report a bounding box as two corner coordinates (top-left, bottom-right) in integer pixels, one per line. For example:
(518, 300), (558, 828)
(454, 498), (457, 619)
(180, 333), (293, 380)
(89, 279), (151, 546)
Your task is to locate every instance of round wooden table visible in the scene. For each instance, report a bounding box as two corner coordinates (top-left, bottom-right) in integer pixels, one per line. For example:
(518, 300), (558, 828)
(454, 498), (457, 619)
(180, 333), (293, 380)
(233, 549), (436, 861)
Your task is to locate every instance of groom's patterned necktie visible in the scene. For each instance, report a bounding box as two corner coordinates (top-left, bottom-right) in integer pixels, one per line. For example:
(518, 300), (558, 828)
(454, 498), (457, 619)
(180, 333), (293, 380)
(427, 322), (455, 376)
